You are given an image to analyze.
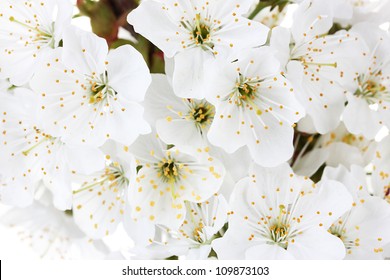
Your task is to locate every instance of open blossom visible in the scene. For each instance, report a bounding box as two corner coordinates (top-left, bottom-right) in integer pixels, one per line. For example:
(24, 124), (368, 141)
(1, 0), (389, 262)
(204, 47), (304, 167)
(271, 0), (367, 134)
(0, 0), (72, 85)
(140, 194), (228, 259)
(144, 74), (215, 152)
(72, 141), (137, 239)
(343, 23), (390, 139)
(30, 27), (151, 147)
(126, 133), (225, 229)
(213, 163), (353, 260)
(128, 0), (269, 98)
(323, 165), (390, 259)
(0, 88), (105, 209)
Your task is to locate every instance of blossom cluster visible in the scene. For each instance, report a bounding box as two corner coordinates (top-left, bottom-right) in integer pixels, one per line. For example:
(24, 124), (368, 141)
(0, 0), (390, 260)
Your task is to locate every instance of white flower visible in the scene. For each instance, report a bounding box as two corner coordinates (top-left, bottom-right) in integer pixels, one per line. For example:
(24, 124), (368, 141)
(0, 190), (109, 259)
(0, 0), (73, 85)
(29, 27), (151, 147)
(323, 165), (390, 259)
(140, 194), (228, 259)
(213, 163), (352, 259)
(0, 88), (105, 209)
(270, 0), (367, 134)
(126, 133), (225, 229)
(372, 135), (390, 203)
(144, 74), (215, 153)
(72, 141), (136, 239)
(293, 123), (376, 177)
(342, 23), (390, 139)
(128, 0), (269, 98)
(203, 47), (304, 167)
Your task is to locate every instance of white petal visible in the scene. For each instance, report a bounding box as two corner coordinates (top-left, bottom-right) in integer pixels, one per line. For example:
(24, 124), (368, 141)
(62, 26), (108, 75)
(129, 166), (186, 230)
(66, 146), (106, 175)
(104, 98), (151, 145)
(288, 228), (346, 260)
(73, 176), (127, 239)
(214, 19), (269, 54)
(211, 229), (252, 260)
(207, 102), (248, 153)
(185, 245), (212, 260)
(157, 118), (206, 151)
(143, 74), (186, 123)
(123, 206), (156, 247)
(343, 93), (382, 139)
(326, 143), (365, 167)
(288, 60), (345, 134)
(291, 0), (333, 43)
(0, 175), (36, 207)
(322, 165), (369, 200)
(175, 155), (225, 203)
(297, 179), (353, 229)
(245, 111), (296, 167)
(127, 0), (183, 57)
(172, 48), (211, 99)
(270, 26), (292, 68)
(293, 148), (329, 177)
(245, 244), (295, 260)
(107, 45), (151, 103)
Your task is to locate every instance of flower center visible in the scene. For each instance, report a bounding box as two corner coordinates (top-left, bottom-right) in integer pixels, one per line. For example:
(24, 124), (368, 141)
(104, 163), (128, 187)
(234, 75), (261, 106)
(354, 74), (389, 105)
(238, 83), (257, 101)
(188, 100), (215, 131)
(157, 157), (183, 183)
(266, 205), (291, 249)
(192, 14), (211, 45)
(269, 222), (290, 249)
(88, 72), (117, 104)
(226, 75), (264, 115)
(181, 13), (215, 51)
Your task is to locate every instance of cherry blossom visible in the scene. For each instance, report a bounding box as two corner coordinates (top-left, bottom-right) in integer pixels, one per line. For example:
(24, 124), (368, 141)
(0, 0), (73, 85)
(128, 0), (269, 98)
(30, 27), (151, 147)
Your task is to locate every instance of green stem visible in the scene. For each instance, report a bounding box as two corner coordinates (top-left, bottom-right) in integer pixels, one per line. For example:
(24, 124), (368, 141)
(72, 13), (83, 19)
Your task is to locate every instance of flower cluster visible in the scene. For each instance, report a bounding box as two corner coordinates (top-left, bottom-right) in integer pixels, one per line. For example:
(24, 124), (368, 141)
(0, 0), (389, 260)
